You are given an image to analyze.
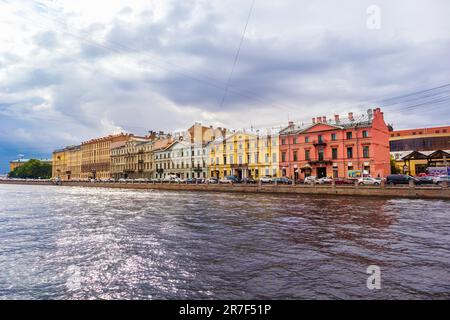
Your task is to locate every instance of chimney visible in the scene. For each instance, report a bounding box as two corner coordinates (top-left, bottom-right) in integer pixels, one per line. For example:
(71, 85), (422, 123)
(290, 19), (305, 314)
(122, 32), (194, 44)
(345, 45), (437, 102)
(334, 114), (340, 123)
(322, 116), (327, 123)
(312, 118), (316, 124)
(348, 112), (354, 121)
(288, 121), (294, 127)
(367, 109), (373, 120)
(316, 117), (322, 123)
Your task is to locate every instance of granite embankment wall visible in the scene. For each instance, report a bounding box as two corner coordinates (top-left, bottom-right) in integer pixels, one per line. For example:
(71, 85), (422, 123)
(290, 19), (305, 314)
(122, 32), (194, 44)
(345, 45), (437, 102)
(1, 180), (450, 200)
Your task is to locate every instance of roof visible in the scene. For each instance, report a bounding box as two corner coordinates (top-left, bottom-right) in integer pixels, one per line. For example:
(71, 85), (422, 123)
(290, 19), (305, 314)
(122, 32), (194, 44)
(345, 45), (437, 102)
(280, 113), (374, 135)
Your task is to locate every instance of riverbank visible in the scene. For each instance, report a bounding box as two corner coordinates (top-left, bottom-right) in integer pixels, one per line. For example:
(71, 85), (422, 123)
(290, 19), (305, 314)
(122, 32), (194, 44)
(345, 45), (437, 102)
(1, 180), (449, 199)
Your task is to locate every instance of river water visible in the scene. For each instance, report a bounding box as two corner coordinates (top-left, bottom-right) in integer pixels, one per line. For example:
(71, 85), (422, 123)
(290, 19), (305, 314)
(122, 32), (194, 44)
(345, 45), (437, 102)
(0, 184), (449, 299)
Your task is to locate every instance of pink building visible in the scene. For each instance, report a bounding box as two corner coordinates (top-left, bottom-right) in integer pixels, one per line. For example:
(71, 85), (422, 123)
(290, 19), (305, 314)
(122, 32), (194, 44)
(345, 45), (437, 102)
(279, 108), (391, 180)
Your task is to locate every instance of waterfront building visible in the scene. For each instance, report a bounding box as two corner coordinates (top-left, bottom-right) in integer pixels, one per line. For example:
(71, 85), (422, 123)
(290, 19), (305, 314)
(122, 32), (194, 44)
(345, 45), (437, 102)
(110, 137), (152, 180)
(278, 108), (391, 179)
(389, 125), (450, 152)
(207, 129), (280, 180)
(52, 145), (82, 180)
(154, 142), (175, 179)
(389, 126), (450, 176)
(391, 149), (450, 176)
(81, 133), (133, 180)
(10, 158), (52, 173)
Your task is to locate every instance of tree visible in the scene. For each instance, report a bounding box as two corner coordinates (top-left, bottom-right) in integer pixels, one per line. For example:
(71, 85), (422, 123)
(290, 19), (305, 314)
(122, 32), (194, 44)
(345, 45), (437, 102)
(390, 155), (400, 174)
(8, 159), (52, 179)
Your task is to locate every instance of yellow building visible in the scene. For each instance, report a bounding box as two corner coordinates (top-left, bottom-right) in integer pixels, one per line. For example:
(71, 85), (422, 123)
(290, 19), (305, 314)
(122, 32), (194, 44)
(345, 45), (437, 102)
(81, 133), (133, 180)
(207, 130), (280, 179)
(52, 146), (82, 180)
(52, 149), (67, 179)
(66, 146), (82, 180)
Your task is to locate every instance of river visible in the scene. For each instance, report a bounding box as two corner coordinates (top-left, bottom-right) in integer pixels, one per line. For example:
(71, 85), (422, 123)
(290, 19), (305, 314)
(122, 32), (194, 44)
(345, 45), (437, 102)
(0, 184), (449, 299)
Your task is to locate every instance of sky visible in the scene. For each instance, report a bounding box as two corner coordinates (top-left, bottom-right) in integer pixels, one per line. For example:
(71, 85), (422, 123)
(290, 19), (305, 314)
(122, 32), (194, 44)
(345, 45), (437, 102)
(1, 0), (450, 173)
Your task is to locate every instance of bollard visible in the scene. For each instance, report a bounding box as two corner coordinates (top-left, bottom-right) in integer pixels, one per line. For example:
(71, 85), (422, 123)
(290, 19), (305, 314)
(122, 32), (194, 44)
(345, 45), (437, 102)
(442, 181), (448, 188)
(380, 180), (385, 188)
(292, 179), (295, 187)
(409, 179), (415, 188)
(259, 179), (262, 188)
(331, 179), (336, 188)
(354, 180), (359, 188)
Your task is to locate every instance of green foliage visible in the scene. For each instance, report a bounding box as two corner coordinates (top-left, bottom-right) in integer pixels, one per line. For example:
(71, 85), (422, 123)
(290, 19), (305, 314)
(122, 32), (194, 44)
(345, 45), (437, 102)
(390, 155), (400, 174)
(8, 159), (52, 179)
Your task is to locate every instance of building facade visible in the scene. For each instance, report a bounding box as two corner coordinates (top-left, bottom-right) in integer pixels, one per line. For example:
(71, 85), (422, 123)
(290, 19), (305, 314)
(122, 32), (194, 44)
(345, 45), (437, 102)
(52, 146), (82, 180)
(390, 126), (450, 152)
(110, 137), (152, 180)
(279, 108), (391, 179)
(81, 133), (132, 180)
(207, 129), (280, 180)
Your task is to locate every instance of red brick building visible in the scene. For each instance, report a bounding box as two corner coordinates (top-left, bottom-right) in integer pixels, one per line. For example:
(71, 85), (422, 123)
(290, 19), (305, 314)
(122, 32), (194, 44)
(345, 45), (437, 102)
(279, 108), (390, 180)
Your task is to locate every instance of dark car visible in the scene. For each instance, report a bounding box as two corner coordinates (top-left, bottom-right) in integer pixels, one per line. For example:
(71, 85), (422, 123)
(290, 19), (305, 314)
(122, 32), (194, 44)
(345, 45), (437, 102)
(186, 178), (196, 184)
(273, 177), (291, 185)
(242, 177), (256, 184)
(334, 178), (355, 185)
(416, 176), (434, 185)
(386, 174), (417, 186)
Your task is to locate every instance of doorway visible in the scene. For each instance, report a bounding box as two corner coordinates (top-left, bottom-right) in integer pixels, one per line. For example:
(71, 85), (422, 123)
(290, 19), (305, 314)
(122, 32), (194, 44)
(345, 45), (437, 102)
(317, 167), (327, 178)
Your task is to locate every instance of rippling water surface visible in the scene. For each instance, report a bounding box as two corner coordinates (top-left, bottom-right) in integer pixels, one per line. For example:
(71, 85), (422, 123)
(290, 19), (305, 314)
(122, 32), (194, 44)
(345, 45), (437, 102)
(0, 184), (449, 299)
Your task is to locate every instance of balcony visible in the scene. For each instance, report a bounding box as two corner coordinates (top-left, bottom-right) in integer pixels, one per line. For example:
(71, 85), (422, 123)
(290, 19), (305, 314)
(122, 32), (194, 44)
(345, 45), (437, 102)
(313, 139), (327, 146)
(308, 158), (333, 165)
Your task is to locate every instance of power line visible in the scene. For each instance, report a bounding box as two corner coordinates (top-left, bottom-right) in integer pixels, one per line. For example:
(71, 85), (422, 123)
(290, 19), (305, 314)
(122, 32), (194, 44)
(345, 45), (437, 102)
(219, 0), (256, 109)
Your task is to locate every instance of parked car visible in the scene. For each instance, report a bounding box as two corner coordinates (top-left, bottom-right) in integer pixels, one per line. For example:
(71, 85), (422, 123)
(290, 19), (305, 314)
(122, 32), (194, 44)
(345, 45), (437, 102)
(386, 174), (417, 186)
(242, 177), (256, 184)
(259, 176), (273, 184)
(334, 178), (355, 185)
(416, 176), (434, 185)
(272, 177), (291, 185)
(317, 177), (333, 184)
(219, 176), (239, 184)
(358, 177), (380, 186)
(206, 177), (219, 184)
(304, 176), (318, 184)
(434, 175), (450, 185)
(186, 178), (196, 184)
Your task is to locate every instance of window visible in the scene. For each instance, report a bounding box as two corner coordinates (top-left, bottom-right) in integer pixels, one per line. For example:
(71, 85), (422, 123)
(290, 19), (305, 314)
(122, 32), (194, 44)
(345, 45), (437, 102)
(363, 146), (370, 158)
(318, 148), (324, 161)
(281, 152), (286, 162)
(229, 155), (234, 163)
(265, 153), (269, 163)
(272, 153), (277, 162)
(305, 136), (309, 143)
(332, 148), (338, 160)
(346, 132), (353, 139)
(362, 130), (368, 138)
(239, 143), (242, 150)
(293, 151), (298, 161)
(331, 133), (337, 141)
(293, 137), (298, 144)
(238, 155), (242, 164)
(305, 150), (310, 161)
(318, 135), (323, 143)
(254, 153), (258, 163)
(347, 147), (353, 159)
